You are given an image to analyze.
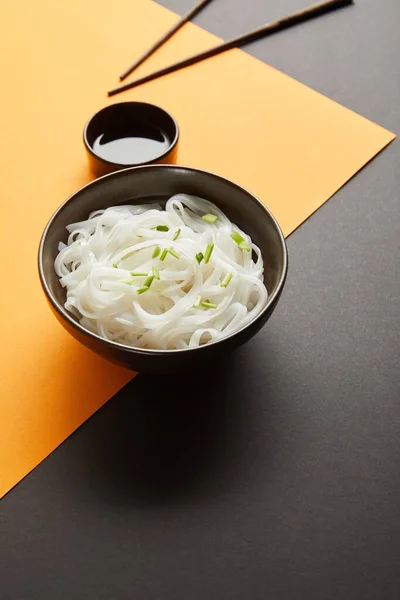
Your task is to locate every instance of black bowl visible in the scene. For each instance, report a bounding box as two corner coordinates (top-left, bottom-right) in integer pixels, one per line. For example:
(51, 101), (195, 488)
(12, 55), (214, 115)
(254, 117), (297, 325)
(83, 102), (179, 178)
(38, 165), (288, 373)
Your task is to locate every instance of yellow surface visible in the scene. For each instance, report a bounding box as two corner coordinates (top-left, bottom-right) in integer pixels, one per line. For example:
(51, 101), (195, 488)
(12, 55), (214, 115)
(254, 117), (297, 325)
(0, 0), (394, 498)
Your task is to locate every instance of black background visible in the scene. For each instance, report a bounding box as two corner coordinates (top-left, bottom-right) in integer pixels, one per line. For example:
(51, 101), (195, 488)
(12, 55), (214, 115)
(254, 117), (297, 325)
(1, 1), (400, 598)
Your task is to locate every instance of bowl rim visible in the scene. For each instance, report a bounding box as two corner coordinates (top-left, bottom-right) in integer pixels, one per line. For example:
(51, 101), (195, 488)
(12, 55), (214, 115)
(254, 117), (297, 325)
(83, 101), (179, 169)
(38, 164), (288, 356)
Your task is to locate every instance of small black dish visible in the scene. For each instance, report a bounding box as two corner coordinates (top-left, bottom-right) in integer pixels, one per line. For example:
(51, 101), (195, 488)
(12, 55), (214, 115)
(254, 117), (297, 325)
(83, 102), (179, 178)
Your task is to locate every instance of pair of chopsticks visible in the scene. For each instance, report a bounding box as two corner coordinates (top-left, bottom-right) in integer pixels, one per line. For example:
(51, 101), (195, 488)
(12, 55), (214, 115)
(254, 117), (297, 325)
(108, 0), (354, 97)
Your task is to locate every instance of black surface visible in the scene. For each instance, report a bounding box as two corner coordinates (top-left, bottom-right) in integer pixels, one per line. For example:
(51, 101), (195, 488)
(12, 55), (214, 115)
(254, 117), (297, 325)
(1, 0), (400, 598)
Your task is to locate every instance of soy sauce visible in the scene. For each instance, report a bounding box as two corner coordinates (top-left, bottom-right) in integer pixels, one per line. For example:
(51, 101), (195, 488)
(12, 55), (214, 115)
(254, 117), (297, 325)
(92, 124), (171, 165)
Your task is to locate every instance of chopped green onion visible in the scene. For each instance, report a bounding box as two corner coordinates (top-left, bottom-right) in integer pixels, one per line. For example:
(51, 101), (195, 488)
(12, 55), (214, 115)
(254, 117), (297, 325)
(204, 243), (214, 264)
(201, 301), (218, 309)
(221, 273), (232, 288)
(136, 286), (149, 295)
(136, 235), (143, 238)
(121, 250), (135, 259)
(195, 252), (204, 264)
(173, 228), (181, 241)
(194, 295), (201, 308)
(202, 213), (218, 224)
(112, 263), (118, 268)
(160, 248), (168, 261)
(151, 225), (169, 232)
(152, 245), (161, 258)
(152, 266), (160, 280)
(230, 232), (245, 245)
(143, 274), (155, 288)
(231, 232), (250, 252)
(130, 272), (147, 277)
(168, 248), (180, 259)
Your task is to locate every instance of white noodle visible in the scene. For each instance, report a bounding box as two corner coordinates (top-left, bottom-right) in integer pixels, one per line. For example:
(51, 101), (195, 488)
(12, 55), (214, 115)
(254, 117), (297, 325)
(54, 194), (268, 350)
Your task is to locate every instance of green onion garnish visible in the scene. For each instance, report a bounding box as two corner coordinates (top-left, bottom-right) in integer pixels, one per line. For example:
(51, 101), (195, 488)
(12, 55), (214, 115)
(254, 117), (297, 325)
(152, 245), (161, 258)
(143, 274), (155, 288)
(152, 266), (160, 280)
(204, 243), (214, 264)
(221, 273), (232, 288)
(194, 295), (201, 308)
(195, 252), (204, 264)
(168, 248), (180, 259)
(160, 248), (168, 261)
(230, 232), (245, 245)
(230, 232), (250, 251)
(201, 301), (218, 309)
(152, 225), (169, 232)
(173, 228), (181, 241)
(137, 286), (149, 295)
(202, 213), (218, 224)
(112, 263), (118, 268)
(130, 272), (147, 277)
(121, 250), (135, 259)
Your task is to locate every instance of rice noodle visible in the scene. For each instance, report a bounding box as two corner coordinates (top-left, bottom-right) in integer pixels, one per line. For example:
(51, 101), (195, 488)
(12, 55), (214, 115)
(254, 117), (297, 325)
(54, 194), (268, 350)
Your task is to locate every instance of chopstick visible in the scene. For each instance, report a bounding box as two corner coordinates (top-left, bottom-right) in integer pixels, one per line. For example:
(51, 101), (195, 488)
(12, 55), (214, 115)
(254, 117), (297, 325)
(119, 0), (213, 81)
(108, 0), (353, 97)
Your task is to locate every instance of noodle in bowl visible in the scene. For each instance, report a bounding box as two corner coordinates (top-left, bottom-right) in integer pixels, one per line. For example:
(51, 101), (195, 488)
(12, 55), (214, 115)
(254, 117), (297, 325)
(39, 165), (287, 372)
(54, 194), (268, 350)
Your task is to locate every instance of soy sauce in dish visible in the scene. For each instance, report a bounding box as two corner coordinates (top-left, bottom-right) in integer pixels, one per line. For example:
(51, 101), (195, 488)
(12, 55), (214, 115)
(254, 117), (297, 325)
(92, 124), (171, 165)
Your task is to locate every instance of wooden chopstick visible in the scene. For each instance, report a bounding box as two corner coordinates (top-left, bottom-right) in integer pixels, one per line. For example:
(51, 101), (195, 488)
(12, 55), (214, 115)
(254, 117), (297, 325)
(119, 0), (213, 81)
(109, 0), (353, 97)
